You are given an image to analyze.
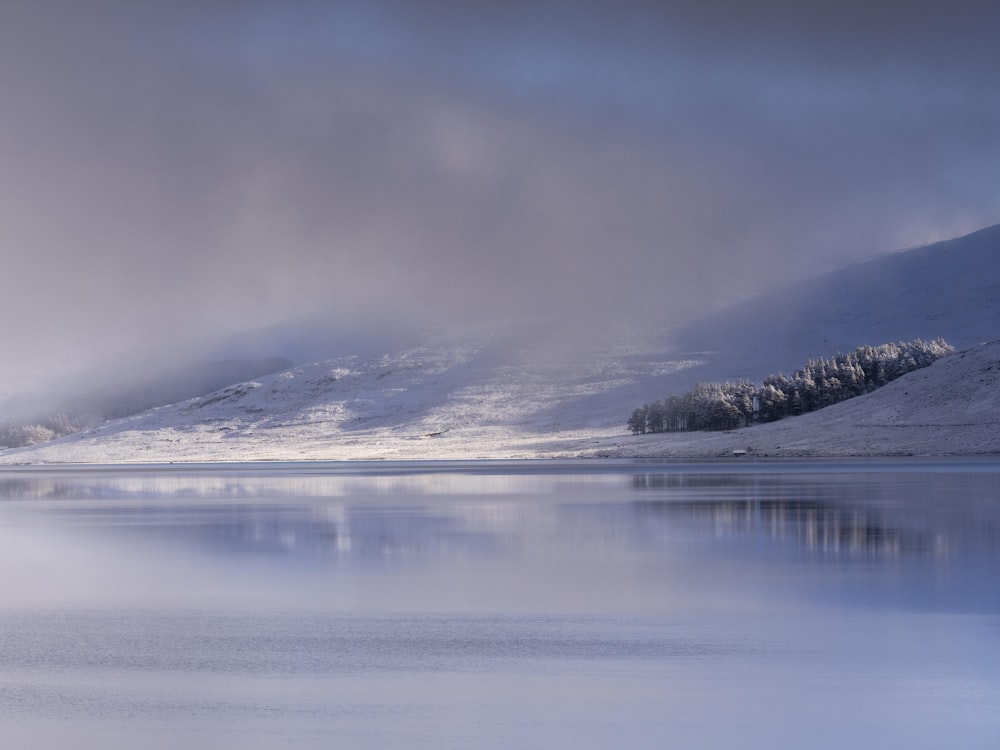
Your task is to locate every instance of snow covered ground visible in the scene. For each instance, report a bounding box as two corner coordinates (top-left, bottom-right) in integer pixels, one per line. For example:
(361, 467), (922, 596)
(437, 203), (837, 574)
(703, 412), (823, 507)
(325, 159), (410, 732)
(598, 339), (1000, 458)
(2, 336), (997, 463)
(0, 329), (693, 462)
(3, 225), (998, 464)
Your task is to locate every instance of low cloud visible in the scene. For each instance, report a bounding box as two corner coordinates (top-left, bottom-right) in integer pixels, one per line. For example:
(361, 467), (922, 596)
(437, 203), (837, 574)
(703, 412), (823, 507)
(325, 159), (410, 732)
(2, 1), (998, 398)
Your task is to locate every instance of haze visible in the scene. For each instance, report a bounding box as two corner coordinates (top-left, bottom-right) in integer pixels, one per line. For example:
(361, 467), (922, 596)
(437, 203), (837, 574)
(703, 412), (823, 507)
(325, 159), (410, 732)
(3, 1), (999, 398)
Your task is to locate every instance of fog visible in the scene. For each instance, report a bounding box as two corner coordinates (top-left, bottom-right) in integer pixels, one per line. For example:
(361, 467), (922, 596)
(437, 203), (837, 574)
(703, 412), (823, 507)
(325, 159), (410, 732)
(2, 1), (999, 399)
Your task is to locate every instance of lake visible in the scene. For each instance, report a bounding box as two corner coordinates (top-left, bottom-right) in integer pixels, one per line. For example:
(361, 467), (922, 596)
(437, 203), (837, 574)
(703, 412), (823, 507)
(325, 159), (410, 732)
(1, 459), (998, 748)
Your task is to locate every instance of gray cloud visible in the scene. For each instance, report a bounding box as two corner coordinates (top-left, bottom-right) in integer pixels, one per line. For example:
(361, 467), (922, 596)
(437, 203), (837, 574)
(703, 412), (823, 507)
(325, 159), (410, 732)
(2, 1), (999, 397)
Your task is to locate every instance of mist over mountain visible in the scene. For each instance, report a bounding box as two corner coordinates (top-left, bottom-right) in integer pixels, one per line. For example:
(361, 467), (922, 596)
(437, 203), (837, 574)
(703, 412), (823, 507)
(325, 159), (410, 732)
(3, 1), (1000, 407)
(2, 222), (998, 462)
(671, 222), (1000, 386)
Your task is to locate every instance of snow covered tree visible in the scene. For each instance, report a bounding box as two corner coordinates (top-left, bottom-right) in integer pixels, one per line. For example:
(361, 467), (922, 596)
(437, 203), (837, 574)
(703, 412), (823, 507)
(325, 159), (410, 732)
(757, 383), (786, 422)
(626, 338), (953, 435)
(628, 406), (648, 434)
(646, 400), (666, 433)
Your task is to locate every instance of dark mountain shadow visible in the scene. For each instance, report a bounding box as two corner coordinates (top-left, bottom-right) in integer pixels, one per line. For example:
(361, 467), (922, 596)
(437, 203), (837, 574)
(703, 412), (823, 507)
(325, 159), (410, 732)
(672, 223), (1000, 382)
(525, 224), (1000, 429)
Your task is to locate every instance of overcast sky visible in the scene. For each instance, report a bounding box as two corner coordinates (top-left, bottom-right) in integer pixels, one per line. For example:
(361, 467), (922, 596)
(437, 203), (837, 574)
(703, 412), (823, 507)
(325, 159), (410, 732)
(3, 0), (999, 395)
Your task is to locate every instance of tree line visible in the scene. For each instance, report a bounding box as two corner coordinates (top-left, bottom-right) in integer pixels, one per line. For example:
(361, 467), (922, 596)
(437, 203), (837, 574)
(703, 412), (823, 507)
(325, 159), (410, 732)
(0, 413), (80, 449)
(628, 338), (954, 434)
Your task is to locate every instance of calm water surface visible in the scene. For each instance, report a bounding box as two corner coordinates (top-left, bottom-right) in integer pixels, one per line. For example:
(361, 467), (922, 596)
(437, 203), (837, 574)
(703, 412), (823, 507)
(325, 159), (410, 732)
(1, 459), (998, 748)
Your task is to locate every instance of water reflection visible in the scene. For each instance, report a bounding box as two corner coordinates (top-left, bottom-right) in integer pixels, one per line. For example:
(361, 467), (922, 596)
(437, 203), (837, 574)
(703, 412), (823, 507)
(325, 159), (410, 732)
(638, 497), (918, 557)
(0, 461), (623, 502)
(2, 464), (999, 565)
(0, 461), (998, 612)
(1, 461), (999, 749)
(630, 469), (1000, 560)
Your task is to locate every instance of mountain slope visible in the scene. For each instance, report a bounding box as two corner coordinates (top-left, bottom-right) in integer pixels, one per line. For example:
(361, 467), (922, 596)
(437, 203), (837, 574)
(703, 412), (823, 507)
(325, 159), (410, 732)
(2, 224), (999, 463)
(672, 222), (1000, 384)
(594, 338), (1000, 458)
(2, 338), (997, 462)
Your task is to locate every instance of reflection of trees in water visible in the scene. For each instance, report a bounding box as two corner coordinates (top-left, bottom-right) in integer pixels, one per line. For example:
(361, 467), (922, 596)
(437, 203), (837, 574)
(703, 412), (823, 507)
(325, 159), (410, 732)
(5, 469), (999, 565)
(632, 473), (761, 491)
(634, 497), (917, 558)
(629, 472), (1000, 560)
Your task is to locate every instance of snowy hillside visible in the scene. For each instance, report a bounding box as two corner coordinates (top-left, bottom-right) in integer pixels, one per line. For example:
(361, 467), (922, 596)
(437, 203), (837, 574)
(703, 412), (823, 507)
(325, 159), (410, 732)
(2, 336), (998, 463)
(597, 339), (1000, 458)
(0, 328), (698, 462)
(2, 225), (998, 463)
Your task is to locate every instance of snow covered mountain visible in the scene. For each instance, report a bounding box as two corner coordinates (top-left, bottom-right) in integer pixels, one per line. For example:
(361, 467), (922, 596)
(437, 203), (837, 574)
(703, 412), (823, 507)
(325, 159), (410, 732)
(0, 328), (692, 461)
(2, 336), (997, 462)
(2, 224), (998, 463)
